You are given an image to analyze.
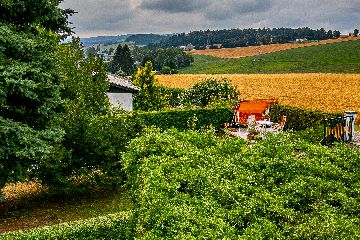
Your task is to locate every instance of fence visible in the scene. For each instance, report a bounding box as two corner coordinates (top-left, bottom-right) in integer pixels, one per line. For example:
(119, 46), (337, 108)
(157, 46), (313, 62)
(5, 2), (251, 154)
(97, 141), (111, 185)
(321, 116), (354, 145)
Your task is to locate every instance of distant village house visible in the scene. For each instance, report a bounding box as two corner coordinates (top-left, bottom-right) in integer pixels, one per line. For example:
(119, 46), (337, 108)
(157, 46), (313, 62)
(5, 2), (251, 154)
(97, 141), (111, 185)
(107, 74), (139, 111)
(96, 52), (112, 62)
(179, 43), (195, 51)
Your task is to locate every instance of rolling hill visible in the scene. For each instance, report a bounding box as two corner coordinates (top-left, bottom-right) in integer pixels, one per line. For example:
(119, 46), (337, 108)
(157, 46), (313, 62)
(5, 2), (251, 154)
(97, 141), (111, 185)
(179, 38), (360, 74)
(188, 36), (359, 58)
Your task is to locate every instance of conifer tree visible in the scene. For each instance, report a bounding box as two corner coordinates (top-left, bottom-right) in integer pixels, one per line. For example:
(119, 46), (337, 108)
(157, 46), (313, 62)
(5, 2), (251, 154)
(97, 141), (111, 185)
(0, 0), (74, 197)
(110, 44), (134, 75)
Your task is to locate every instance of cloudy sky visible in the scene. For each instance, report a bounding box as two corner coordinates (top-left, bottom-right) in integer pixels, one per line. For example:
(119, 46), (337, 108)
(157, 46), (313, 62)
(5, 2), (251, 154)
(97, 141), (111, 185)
(60, 0), (360, 38)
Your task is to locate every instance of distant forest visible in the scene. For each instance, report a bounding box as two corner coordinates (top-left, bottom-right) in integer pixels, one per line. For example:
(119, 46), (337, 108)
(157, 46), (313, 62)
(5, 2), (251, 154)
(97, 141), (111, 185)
(153, 27), (341, 49)
(125, 34), (171, 46)
(80, 35), (130, 46)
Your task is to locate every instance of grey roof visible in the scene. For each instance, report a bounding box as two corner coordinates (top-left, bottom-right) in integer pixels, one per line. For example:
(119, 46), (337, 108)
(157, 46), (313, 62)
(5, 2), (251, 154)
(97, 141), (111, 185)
(107, 74), (139, 92)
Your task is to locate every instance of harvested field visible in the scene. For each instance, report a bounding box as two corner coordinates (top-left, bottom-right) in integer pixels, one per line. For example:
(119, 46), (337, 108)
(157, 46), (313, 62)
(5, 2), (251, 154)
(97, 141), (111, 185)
(188, 36), (360, 58)
(157, 74), (360, 120)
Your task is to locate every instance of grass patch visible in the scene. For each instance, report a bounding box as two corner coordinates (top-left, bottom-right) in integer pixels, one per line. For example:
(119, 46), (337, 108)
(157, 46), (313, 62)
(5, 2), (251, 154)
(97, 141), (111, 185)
(180, 40), (360, 74)
(355, 124), (360, 132)
(0, 182), (131, 233)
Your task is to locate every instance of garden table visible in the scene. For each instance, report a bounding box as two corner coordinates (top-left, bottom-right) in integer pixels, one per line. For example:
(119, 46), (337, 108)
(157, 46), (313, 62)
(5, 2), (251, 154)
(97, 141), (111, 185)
(256, 120), (274, 135)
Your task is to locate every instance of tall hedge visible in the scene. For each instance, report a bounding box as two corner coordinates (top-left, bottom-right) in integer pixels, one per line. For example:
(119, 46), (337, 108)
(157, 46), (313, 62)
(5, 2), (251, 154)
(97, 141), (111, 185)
(137, 107), (233, 131)
(270, 104), (342, 131)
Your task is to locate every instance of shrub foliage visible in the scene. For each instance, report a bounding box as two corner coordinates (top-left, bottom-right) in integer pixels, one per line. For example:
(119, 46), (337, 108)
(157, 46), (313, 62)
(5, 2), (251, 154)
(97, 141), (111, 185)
(183, 77), (239, 107)
(0, 212), (131, 240)
(270, 104), (342, 130)
(137, 107), (233, 131)
(123, 129), (360, 239)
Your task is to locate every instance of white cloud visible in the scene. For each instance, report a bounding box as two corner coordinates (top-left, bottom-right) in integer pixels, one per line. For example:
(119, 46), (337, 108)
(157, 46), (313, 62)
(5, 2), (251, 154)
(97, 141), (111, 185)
(60, 0), (360, 37)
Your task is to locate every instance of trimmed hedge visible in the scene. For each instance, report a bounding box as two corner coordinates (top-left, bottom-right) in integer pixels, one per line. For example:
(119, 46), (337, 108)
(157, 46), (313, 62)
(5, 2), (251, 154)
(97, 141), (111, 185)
(136, 104), (341, 133)
(137, 107), (233, 131)
(0, 212), (131, 240)
(270, 104), (342, 131)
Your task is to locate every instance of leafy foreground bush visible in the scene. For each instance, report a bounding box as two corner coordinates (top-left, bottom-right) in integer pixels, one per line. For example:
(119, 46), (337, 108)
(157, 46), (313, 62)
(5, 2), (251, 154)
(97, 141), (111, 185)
(183, 77), (239, 107)
(37, 112), (143, 189)
(0, 212), (131, 240)
(123, 129), (360, 239)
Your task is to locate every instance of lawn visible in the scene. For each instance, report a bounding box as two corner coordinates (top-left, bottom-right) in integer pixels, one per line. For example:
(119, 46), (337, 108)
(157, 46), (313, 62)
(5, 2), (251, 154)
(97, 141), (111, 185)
(0, 182), (131, 233)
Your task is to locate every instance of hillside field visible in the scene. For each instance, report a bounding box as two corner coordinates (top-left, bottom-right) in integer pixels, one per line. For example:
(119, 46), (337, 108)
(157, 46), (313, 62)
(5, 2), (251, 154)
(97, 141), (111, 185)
(179, 39), (360, 74)
(158, 73), (360, 116)
(189, 36), (359, 58)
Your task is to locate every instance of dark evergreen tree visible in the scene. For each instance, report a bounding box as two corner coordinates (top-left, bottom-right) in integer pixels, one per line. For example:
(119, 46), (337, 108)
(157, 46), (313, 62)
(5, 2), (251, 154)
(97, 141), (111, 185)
(0, 0), (74, 198)
(110, 44), (134, 75)
(354, 29), (359, 37)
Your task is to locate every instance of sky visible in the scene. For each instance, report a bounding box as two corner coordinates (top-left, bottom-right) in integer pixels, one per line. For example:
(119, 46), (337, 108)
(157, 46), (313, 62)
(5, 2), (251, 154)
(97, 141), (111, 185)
(60, 0), (360, 38)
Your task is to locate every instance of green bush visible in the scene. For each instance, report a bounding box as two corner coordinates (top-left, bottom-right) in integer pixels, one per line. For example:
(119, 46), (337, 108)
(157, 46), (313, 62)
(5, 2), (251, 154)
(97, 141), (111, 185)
(183, 77), (239, 107)
(0, 212), (131, 240)
(270, 104), (342, 131)
(37, 111), (143, 189)
(123, 129), (360, 239)
(157, 86), (185, 108)
(137, 107), (233, 131)
(160, 66), (178, 74)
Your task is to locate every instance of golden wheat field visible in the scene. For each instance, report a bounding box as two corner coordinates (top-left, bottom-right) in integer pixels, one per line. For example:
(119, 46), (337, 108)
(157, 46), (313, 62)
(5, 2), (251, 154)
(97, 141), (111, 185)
(157, 73), (360, 116)
(188, 36), (360, 58)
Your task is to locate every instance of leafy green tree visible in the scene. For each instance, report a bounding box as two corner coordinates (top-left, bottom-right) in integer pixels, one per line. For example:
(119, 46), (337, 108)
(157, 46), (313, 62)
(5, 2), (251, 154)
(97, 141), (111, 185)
(0, 0), (74, 199)
(133, 61), (163, 111)
(85, 46), (96, 57)
(333, 30), (341, 38)
(327, 30), (333, 39)
(132, 46), (193, 71)
(35, 38), (114, 186)
(183, 77), (239, 107)
(109, 44), (134, 75)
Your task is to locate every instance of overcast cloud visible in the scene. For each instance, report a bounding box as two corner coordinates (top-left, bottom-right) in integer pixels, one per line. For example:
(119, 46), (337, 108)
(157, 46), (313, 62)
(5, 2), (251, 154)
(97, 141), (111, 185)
(60, 0), (360, 38)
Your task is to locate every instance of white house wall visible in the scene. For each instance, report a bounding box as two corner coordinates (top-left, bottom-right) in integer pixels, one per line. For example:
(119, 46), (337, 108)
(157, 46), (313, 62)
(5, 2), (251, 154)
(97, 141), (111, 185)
(107, 92), (134, 110)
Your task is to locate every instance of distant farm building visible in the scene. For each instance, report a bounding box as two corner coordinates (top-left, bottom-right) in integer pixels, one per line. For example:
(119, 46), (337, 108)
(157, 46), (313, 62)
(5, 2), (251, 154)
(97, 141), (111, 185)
(206, 44), (223, 49)
(180, 43), (195, 51)
(96, 52), (111, 61)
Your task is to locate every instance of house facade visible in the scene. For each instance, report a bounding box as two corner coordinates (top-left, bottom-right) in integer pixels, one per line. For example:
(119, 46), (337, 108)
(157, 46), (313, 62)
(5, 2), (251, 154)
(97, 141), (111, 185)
(107, 74), (139, 111)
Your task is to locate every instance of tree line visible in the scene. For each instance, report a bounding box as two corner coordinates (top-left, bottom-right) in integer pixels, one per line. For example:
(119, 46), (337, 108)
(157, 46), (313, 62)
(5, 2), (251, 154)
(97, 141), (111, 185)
(109, 44), (193, 75)
(154, 27), (341, 49)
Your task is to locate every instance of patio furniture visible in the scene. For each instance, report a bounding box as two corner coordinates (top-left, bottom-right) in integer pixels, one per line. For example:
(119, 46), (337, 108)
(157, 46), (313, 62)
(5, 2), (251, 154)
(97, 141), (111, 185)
(245, 115), (256, 133)
(256, 119), (274, 136)
(269, 116), (287, 133)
